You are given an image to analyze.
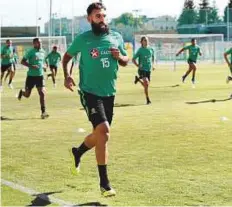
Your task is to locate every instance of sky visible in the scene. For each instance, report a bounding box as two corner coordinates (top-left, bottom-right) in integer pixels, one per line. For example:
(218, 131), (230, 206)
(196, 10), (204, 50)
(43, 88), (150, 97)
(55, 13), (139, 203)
(0, 0), (229, 30)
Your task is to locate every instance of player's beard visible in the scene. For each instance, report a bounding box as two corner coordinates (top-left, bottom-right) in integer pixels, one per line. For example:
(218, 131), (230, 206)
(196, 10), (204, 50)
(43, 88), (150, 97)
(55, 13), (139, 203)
(91, 22), (109, 35)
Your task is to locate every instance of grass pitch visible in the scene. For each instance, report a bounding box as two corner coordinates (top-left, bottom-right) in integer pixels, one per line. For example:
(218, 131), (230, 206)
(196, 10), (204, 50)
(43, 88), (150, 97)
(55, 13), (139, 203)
(1, 63), (232, 206)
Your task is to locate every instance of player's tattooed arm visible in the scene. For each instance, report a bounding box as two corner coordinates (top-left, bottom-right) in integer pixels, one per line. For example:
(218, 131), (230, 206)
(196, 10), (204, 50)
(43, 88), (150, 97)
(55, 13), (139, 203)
(62, 52), (73, 79)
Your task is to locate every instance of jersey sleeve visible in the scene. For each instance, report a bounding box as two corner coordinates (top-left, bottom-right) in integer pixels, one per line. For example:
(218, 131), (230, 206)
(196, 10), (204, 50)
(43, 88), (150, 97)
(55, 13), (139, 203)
(67, 35), (83, 57)
(133, 48), (140, 60)
(118, 35), (127, 56)
(23, 49), (31, 60)
(183, 45), (190, 50)
(225, 48), (232, 55)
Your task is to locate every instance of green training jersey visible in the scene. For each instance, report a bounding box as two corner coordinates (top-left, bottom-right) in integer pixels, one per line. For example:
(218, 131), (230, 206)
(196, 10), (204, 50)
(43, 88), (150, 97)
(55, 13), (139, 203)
(184, 45), (201, 62)
(45, 51), (61, 67)
(67, 30), (127, 97)
(23, 48), (46, 77)
(225, 48), (232, 64)
(1, 45), (14, 65)
(133, 47), (154, 71)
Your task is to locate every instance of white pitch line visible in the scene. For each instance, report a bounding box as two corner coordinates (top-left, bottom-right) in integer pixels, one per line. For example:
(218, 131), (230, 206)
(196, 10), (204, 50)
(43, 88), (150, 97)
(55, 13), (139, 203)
(1, 179), (75, 206)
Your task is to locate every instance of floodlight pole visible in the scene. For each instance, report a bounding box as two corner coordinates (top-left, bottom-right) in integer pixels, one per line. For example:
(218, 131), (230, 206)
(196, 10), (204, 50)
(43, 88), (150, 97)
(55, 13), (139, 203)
(227, 6), (230, 42)
(72, 0), (74, 41)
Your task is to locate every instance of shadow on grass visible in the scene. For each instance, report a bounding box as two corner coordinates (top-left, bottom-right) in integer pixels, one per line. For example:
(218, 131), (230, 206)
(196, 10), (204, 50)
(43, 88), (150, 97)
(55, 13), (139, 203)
(27, 191), (62, 206)
(77, 202), (107, 206)
(1, 116), (41, 121)
(186, 97), (232, 105)
(150, 84), (180, 88)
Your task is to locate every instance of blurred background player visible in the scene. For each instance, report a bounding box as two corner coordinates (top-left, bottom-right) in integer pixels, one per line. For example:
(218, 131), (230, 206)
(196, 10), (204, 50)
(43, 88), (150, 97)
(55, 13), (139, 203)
(1, 39), (14, 89)
(4, 48), (18, 87)
(18, 38), (49, 119)
(176, 38), (202, 85)
(223, 47), (232, 84)
(132, 36), (155, 105)
(45, 46), (61, 87)
(62, 2), (129, 197)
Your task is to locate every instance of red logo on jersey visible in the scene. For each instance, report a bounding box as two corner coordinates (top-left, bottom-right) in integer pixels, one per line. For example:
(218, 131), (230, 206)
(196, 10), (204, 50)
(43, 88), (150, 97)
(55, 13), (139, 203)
(90, 48), (99, 58)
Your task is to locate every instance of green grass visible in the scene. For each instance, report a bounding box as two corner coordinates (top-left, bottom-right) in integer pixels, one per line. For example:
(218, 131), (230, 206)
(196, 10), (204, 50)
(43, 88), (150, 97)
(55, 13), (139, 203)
(1, 64), (232, 206)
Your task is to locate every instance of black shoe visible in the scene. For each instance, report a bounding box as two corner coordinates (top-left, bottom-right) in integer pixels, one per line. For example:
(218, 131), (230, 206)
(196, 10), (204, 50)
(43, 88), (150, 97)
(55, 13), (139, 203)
(69, 147), (80, 175)
(146, 99), (151, 105)
(226, 76), (232, 84)
(134, 76), (139, 84)
(182, 76), (186, 83)
(18, 89), (23, 100)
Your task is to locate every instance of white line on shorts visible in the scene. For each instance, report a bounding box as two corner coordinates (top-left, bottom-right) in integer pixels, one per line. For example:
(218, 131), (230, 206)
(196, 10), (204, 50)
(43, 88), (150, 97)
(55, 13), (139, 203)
(1, 179), (75, 206)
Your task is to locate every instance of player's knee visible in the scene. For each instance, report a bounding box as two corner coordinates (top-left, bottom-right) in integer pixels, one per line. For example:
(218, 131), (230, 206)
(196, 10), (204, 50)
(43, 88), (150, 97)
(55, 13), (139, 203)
(95, 122), (110, 142)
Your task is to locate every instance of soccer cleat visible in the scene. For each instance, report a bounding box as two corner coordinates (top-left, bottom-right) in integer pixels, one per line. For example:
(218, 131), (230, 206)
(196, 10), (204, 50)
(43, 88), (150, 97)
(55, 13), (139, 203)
(100, 186), (116, 197)
(41, 112), (49, 119)
(53, 83), (57, 88)
(226, 76), (232, 84)
(69, 148), (80, 175)
(18, 89), (23, 100)
(134, 76), (139, 84)
(8, 83), (14, 89)
(230, 93), (232, 99)
(182, 76), (186, 83)
(146, 100), (151, 105)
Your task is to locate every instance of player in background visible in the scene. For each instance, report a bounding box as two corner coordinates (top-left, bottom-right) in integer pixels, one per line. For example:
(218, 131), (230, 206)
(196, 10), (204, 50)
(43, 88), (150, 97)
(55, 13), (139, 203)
(1, 39), (14, 89)
(224, 47), (232, 84)
(45, 46), (61, 87)
(4, 48), (18, 87)
(18, 38), (49, 119)
(132, 36), (155, 105)
(176, 38), (202, 85)
(62, 2), (129, 197)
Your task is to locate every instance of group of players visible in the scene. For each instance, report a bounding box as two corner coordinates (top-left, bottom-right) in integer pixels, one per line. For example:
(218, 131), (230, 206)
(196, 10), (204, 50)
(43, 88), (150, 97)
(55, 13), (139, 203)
(1, 2), (232, 198)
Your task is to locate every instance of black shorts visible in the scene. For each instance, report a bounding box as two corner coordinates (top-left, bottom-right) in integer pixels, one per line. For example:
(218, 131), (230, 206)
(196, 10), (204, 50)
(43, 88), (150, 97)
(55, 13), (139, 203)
(79, 90), (115, 129)
(187, 59), (197, 64)
(49, 65), (57, 70)
(138, 70), (151, 81)
(1, 63), (12, 73)
(25, 76), (45, 90)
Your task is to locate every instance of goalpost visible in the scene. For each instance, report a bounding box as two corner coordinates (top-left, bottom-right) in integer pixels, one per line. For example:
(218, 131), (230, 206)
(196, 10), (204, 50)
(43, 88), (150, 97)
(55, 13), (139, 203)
(134, 34), (225, 70)
(0, 36), (67, 61)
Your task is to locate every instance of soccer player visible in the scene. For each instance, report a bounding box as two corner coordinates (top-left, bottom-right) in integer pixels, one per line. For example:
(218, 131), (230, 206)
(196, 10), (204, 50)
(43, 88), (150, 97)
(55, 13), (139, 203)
(4, 48), (18, 87)
(62, 2), (129, 197)
(132, 36), (155, 105)
(18, 38), (49, 119)
(45, 46), (62, 87)
(176, 38), (202, 85)
(223, 47), (232, 84)
(1, 39), (14, 89)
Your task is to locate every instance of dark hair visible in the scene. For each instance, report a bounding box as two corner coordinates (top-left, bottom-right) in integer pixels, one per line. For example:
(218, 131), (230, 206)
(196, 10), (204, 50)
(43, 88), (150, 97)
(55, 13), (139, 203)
(6, 39), (11, 43)
(191, 38), (196, 42)
(87, 2), (106, 16)
(140, 36), (147, 43)
(53, 46), (57, 49)
(33, 38), (40, 43)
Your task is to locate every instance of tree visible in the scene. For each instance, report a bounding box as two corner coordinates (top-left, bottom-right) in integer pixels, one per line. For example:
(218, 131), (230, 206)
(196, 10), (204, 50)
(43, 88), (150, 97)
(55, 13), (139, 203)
(208, 0), (221, 24)
(224, 0), (232, 23)
(198, 0), (210, 24)
(177, 0), (198, 26)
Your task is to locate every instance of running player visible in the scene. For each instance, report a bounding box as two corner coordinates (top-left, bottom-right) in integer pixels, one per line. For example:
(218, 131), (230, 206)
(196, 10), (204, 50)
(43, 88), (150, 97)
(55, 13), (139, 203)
(176, 38), (202, 85)
(62, 2), (129, 197)
(132, 36), (155, 104)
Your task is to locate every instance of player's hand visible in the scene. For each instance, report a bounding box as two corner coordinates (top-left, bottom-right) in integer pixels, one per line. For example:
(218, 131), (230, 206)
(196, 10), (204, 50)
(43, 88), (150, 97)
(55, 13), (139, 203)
(176, 53), (179, 57)
(110, 47), (120, 60)
(64, 76), (76, 92)
(31, 65), (39, 69)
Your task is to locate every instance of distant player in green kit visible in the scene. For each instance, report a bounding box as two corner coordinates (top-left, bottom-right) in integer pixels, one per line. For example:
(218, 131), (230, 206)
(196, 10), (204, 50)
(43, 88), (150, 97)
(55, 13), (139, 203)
(224, 47), (232, 84)
(62, 2), (129, 197)
(176, 38), (202, 85)
(18, 38), (49, 119)
(45, 46), (61, 87)
(132, 36), (155, 105)
(1, 39), (14, 89)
